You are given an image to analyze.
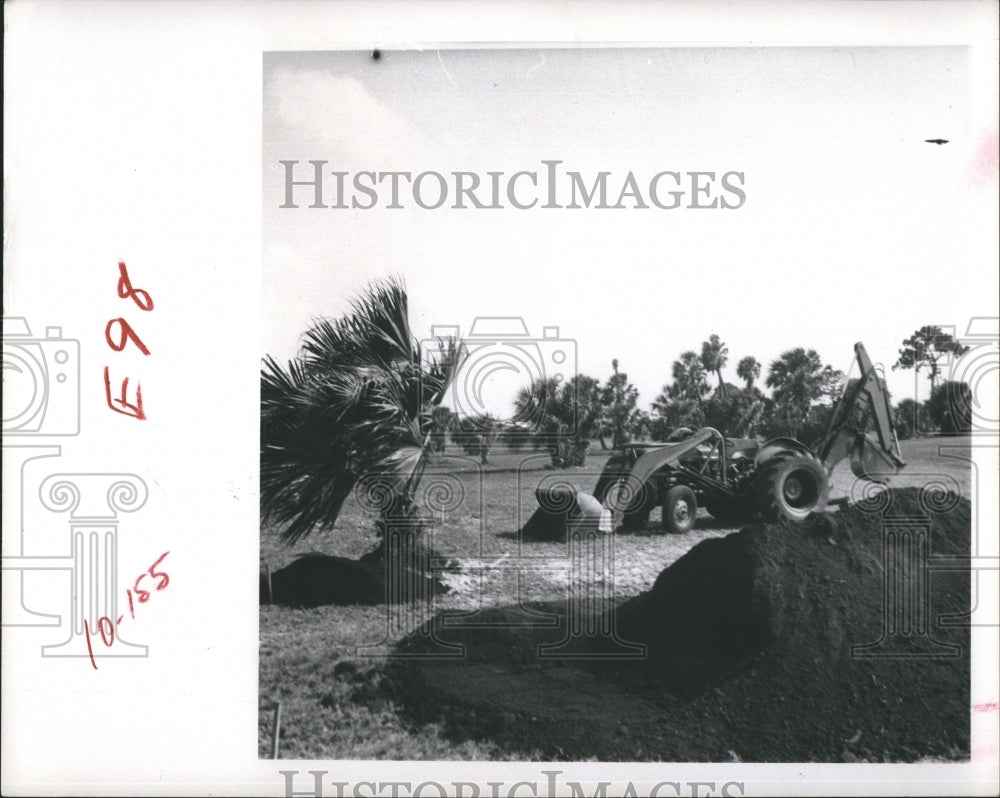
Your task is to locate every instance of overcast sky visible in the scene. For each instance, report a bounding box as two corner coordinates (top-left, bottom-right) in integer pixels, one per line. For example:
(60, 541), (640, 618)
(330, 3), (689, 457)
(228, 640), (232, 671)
(263, 47), (998, 418)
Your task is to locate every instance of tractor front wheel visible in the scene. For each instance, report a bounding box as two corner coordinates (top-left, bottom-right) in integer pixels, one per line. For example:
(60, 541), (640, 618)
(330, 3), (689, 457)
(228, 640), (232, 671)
(662, 485), (698, 534)
(755, 454), (829, 522)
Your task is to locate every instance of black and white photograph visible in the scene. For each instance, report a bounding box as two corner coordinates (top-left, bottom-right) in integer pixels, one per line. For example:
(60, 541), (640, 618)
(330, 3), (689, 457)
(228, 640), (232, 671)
(3, 3), (998, 796)
(259, 44), (996, 770)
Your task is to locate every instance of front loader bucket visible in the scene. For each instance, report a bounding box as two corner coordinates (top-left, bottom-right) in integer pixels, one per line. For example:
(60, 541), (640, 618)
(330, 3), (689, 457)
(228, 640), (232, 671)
(521, 487), (611, 542)
(850, 432), (906, 484)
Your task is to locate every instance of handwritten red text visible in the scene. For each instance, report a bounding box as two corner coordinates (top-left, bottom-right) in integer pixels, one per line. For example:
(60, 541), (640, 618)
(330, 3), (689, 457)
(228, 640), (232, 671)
(103, 261), (154, 420)
(84, 551), (170, 669)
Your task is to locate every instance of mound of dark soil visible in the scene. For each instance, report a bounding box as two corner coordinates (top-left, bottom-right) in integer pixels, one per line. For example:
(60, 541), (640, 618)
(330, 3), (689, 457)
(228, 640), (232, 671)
(611, 530), (770, 691)
(261, 554), (385, 607)
(261, 540), (452, 607)
(385, 488), (971, 761)
(520, 488), (607, 542)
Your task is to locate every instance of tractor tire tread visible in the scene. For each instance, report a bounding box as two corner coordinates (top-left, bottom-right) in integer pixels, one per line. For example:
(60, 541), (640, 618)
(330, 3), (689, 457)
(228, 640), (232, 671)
(755, 452), (830, 522)
(663, 485), (698, 534)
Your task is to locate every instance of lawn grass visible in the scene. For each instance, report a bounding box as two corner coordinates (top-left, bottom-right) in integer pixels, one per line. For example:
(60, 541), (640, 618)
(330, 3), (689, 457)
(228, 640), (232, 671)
(259, 435), (973, 760)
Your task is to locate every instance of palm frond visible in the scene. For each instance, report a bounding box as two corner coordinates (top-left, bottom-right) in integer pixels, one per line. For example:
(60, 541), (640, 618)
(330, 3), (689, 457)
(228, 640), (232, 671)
(260, 277), (463, 545)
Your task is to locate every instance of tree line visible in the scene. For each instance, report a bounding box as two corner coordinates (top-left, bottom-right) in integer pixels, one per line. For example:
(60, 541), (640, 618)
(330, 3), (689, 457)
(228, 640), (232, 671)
(432, 326), (973, 465)
(260, 280), (975, 551)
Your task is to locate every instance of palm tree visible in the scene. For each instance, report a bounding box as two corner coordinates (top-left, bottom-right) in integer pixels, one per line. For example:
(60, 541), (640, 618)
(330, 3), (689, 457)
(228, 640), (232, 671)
(646, 351), (710, 439)
(428, 405), (456, 453)
(451, 412), (500, 464)
(670, 350), (710, 405)
(650, 388), (704, 439)
(736, 355), (761, 390)
(514, 374), (602, 466)
(765, 347), (826, 438)
(260, 277), (465, 546)
(700, 334), (729, 399)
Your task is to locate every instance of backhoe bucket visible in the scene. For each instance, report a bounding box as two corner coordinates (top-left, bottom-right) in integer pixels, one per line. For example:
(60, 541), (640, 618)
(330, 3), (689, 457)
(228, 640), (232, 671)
(520, 487), (612, 542)
(850, 432), (905, 483)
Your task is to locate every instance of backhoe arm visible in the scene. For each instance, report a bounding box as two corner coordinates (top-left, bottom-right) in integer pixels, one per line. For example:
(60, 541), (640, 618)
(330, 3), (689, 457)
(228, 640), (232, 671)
(817, 342), (906, 483)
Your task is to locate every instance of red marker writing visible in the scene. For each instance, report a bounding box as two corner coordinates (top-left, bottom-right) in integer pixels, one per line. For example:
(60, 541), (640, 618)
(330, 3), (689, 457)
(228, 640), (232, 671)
(103, 260), (153, 420)
(84, 551), (170, 670)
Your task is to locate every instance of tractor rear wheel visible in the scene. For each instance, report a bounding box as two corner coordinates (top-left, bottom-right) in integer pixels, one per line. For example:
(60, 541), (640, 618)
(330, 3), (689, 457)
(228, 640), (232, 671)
(755, 454), (829, 522)
(662, 485), (698, 534)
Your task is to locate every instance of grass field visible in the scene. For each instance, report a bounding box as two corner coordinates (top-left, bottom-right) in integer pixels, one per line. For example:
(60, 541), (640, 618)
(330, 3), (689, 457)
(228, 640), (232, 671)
(259, 435), (974, 760)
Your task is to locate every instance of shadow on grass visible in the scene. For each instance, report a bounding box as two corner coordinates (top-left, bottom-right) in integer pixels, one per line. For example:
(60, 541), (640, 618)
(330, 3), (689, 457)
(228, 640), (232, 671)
(369, 490), (971, 762)
(260, 554), (386, 607)
(376, 547), (771, 759)
(260, 549), (452, 608)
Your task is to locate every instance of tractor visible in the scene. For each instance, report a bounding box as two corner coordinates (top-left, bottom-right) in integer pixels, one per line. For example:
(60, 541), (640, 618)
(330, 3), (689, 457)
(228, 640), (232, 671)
(525, 342), (905, 536)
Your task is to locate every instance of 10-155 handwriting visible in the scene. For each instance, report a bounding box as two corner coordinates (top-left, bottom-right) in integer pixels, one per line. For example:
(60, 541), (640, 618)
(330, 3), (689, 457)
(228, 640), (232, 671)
(83, 551), (170, 669)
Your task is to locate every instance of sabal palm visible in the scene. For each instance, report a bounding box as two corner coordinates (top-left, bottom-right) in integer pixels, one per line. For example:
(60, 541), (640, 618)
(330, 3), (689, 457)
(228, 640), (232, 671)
(736, 355), (761, 391)
(669, 351), (710, 404)
(700, 334), (729, 399)
(765, 347), (824, 437)
(260, 277), (464, 544)
(514, 375), (601, 466)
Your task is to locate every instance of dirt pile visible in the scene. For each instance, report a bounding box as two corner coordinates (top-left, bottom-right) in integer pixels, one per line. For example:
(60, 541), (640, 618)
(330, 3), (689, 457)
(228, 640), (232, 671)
(520, 487), (609, 542)
(262, 537), (453, 607)
(611, 530), (770, 691)
(611, 486), (971, 759)
(386, 488), (971, 761)
(261, 554), (385, 606)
